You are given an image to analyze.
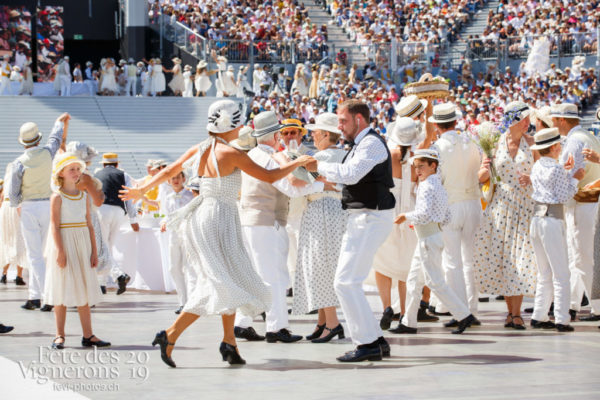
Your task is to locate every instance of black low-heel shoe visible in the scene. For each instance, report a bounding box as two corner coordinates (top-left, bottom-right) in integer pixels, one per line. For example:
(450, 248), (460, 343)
(52, 336), (65, 350)
(311, 324), (345, 343)
(219, 342), (246, 365)
(82, 335), (111, 348)
(305, 324), (325, 340)
(152, 330), (176, 368)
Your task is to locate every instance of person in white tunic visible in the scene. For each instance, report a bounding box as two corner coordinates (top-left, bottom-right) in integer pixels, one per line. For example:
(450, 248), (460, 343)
(0, 55), (11, 96)
(100, 59), (118, 96)
(141, 60), (152, 97)
(120, 100), (315, 367)
(291, 64), (309, 97)
(152, 58), (166, 96)
(552, 103), (600, 321)
(391, 149), (475, 335)
(194, 60), (216, 97)
(167, 57), (184, 96)
(10, 113), (70, 311)
(292, 113), (347, 343)
(373, 117), (419, 330)
(182, 65), (193, 97)
(20, 60), (34, 96)
(0, 171), (27, 285)
(529, 128), (582, 332)
(218, 65), (238, 97)
(43, 153), (109, 350)
(58, 56), (71, 96)
(159, 171), (196, 314)
(10, 66), (23, 96)
(234, 111), (324, 344)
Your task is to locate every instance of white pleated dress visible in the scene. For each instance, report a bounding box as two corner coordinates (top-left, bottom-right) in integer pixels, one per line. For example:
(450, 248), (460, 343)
(0, 166), (28, 268)
(168, 64), (185, 93)
(169, 138), (271, 317)
(43, 191), (102, 307)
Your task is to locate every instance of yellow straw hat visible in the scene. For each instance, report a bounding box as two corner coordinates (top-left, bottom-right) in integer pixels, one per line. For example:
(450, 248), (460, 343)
(52, 152), (87, 188)
(281, 118), (307, 136)
(100, 152), (119, 164)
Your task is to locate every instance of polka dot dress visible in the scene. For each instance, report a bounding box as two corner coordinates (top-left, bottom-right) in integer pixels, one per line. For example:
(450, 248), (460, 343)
(474, 134), (537, 297)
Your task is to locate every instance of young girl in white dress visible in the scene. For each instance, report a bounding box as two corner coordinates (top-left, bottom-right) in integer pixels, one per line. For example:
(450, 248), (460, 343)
(43, 153), (109, 350)
(167, 58), (185, 96)
(194, 60), (214, 97)
(152, 58), (166, 96)
(100, 59), (118, 95)
(182, 65), (193, 97)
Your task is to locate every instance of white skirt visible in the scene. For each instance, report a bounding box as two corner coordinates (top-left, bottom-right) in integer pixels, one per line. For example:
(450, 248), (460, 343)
(0, 201), (28, 268)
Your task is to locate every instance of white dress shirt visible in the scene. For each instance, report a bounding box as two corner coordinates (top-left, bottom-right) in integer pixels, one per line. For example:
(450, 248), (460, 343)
(406, 174), (451, 226)
(531, 156), (578, 204)
(317, 127), (388, 185)
(161, 188), (194, 216)
(559, 126), (586, 172)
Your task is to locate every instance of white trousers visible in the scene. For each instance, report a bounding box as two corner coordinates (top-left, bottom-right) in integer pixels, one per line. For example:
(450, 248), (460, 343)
(405, 232), (470, 328)
(0, 76), (9, 95)
(60, 76), (71, 96)
(336, 209), (393, 345)
(97, 204), (127, 282)
(20, 200), (50, 300)
(437, 200), (481, 315)
(530, 216), (571, 325)
(565, 201), (597, 312)
(285, 215), (302, 284)
(168, 231), (197, 307)
(236, 224), (289, 332)
(125, 76), (137, 96)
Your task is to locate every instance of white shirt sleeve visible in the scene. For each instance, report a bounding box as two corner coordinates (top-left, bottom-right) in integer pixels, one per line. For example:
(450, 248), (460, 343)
(123, 172), (138, 223)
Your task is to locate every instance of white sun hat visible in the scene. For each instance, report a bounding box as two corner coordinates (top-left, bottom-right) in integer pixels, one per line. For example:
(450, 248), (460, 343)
(305, 112), (341, 134)
(530, 127), (563, 151)
(389, 117), (419, 146)
(206, 100), (244, 134)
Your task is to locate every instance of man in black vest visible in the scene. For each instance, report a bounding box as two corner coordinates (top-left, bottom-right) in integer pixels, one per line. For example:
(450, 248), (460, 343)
(95, 153), (138, 295)
(306, 100), (395, 362)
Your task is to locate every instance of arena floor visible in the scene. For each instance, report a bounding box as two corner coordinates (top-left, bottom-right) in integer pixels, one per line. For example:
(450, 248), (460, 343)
(1, 284), (599, 400)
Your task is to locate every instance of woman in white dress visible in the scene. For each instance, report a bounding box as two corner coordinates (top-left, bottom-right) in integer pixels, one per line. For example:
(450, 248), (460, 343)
(182, 65), (193, 98)
(167, 57), (185, 96)
(292, 113), (348, 343)
(291, 64), (309, 96)
(152, 58), (166, 96)
(141, 60), (152, 97)
(20, 60), (34, 95)
(236, 65), (251, 97)
(100, 59), (118, 95)
(0, 167), (27, 285)
(373, 118), (419, 329)
(194, 60), (215, 97)
(120, 100), (314, 367)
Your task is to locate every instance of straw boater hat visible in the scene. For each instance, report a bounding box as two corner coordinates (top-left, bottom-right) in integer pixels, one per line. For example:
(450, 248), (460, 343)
(66, 141), (98, 163)
(409, 148), (439, 165)
(206, 100), (243, 134)
(52, 152), (87, 187)
(530, 127), (563, 151)
(389, 117), (420, 147)
(395, 95), (428, 118)
(251, 111), (283, 137)
(100, 153), (119, 164)
(428, 103), (458, 124)
(550, 103), (581, 120)
(531, 106), (554, 128)
(18, 122), (42, 147)
(231, 126), (257, 151)
(305, 113), (341, 134)
(281, 118), (308, 136)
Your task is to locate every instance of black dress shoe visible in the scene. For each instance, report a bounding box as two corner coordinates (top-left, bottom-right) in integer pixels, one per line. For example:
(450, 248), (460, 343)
(100, 285), (107, 294)
(337, 345), (382, 362)
(531, 319), (556, 329)
(82, 335), (111, 347)
(0, 324), (14, 334)
(380, 306), (394, 330)
(0, 274), (6, 284)
(152, 330), (175, 367)
(311, 324), (345, 343)
(444, 318), (459, 328)
(579, 314), (600, 322)
(21, 299), (41, 310)
(427, 306), (451, 316)
(234, 326), (265, 341)
(556, 324), (574, 332)
(40, 304), (53, 312)
(175, 306), (183, 315)
(452, 314), (475, 334)
(511, 315), (526, 330)
(52, 336), (65, 349)
(389, 323), (417, 334)
(581, 294), (589, 307)
(392, 313), (401, 321)
(286, 288), (293, 297)
(265, 328), (302, 343)
(377, 336), (390, 357)
(305, 324), (325, 340)
(478, 297), (489, 302)
(495, 295), (505, 300)
(418, 307), (439, 322)
(219, 342), (246, 365)
(14, 276), (26, 286)
(307, 309), (318, 315)
(523, 307), (534, 313)
(116, 274), (130, 295)
(569, 309), (577, 321)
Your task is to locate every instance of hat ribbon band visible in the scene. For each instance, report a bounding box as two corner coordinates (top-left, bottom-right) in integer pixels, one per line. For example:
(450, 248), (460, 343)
(432, 111), (456, 121)
(403, 103), (424, 118)
(21, 134), (41, 144)
(535, 135), (561, 146)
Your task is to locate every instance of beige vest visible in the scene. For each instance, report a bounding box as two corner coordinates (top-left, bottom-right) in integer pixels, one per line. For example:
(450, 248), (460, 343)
(17, 148), (53, 201)
(436, 131), (481, 204)
(240, 146), (289, 226)
(569, 126), (600, 189)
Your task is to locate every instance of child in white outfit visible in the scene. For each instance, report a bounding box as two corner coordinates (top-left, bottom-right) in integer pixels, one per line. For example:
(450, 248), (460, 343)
(391, 149), (475, 335)
(529, 127), (582, 332)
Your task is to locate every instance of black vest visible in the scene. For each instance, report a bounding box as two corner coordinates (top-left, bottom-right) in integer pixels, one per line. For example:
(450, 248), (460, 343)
(95, 166), (126, 212)
(341, 130), (395, 210)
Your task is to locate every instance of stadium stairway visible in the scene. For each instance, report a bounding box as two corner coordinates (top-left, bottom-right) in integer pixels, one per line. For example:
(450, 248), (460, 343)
(306, 1), (369, 66)
(443, 0), (500, 69)
(0, 96), (216, 180)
